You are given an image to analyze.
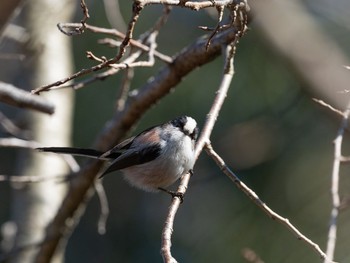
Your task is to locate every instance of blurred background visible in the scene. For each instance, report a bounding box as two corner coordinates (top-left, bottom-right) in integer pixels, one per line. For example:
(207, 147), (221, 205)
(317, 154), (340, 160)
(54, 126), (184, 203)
(1, 0), (350, 262)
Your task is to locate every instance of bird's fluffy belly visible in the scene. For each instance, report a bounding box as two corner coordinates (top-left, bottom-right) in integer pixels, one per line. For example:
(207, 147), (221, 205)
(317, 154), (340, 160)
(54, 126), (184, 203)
(121, 157), (187, 192)
(122, 134), (195, 192)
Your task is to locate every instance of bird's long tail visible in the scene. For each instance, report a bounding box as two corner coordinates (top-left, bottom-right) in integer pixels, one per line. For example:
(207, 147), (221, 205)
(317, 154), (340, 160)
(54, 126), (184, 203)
(37, 147), (110, 160)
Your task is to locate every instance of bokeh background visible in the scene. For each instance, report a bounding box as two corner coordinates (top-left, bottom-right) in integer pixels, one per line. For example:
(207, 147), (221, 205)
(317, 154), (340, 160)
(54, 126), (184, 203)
(1, 1), (350, 262)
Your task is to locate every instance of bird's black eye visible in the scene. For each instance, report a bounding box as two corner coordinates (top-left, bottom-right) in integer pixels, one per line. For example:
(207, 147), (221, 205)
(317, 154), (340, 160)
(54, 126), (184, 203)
(171, 116), (198, 141)
(191, 127), (199, 141)
(171, 116), (186, 129)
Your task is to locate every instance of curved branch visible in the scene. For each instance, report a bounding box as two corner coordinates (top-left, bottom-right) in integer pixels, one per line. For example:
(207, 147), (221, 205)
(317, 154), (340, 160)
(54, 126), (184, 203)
(205, 143), (337, 263)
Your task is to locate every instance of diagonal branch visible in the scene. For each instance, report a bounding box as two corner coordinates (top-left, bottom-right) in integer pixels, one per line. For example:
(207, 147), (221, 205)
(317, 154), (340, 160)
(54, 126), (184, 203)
(324, 100), (350, 262)
(0, 82), (54, 114)
(205, 143), (337, 263)
(161, 42), (238, 263)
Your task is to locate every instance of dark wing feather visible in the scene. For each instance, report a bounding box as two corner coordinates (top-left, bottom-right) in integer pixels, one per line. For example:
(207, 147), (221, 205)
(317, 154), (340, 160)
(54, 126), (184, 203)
(100, 144), (161, 177)
(100, 125), (158, 158)
(100, 136), (135, 159)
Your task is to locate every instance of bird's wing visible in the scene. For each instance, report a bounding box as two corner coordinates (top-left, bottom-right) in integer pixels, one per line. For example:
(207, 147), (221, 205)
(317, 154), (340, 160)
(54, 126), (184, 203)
(99, 143), (162, 177)
(100, 136), (135, 159)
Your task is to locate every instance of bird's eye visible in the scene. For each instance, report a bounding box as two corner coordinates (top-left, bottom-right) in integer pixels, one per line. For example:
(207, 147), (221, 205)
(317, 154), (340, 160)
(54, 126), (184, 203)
(191, 127), (199, 141)
(171, 116), (186, 129)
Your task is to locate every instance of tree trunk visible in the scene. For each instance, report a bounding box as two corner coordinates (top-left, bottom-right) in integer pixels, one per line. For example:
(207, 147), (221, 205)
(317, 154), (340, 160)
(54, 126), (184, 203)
(7, 1), (76, 262)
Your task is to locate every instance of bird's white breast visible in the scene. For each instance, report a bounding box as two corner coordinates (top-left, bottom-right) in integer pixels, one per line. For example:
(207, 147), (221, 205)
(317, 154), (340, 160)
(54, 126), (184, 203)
(121, 129), (195, 192)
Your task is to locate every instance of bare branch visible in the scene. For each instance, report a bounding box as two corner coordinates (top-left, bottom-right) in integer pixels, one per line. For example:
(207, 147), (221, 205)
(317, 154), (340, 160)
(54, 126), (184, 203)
(57, 0), (90, 36)
(32, 2), (143, 94)
(161, 43), (238, 262)
(116, 68), (134, 111)
(138, 0), (245, 10)
(312, 98), (345, 118)
(324, 101), (350, 262)
(205, 143), (337, 263)
(0, 111), (29, 138)
(0, 174), (72, 184)
(68, 24), (172, 63)
(0, 82), (54, 114)
(95, 180), (109, 235)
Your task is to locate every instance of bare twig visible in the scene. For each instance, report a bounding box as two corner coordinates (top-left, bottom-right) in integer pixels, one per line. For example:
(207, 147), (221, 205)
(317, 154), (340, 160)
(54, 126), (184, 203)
(80, 0), (90, 24)
(139, 0), (244, 10)
(324, 101), (350, 262)
(0, 82), (54, 114)
(94, 180), (109, 235)
(74, 24), (172, 62)
(0, 111), (29, 138)
(205, 5), (225, 50)
(205, 143), (337, 263)
(312, 98), (345, 118)
(159, 4), (248, 259)
(32, 2), (143, 95)
(57, 0), (90, 36)
(161, 43), (237, 263)
(45, 7), (172, 93)
(0, 174), (72, 183)
(116, 67), (134, 111)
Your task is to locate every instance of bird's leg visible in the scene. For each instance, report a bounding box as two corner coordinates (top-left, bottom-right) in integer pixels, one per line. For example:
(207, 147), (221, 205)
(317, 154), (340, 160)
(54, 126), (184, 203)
(158, 187), (184, 203)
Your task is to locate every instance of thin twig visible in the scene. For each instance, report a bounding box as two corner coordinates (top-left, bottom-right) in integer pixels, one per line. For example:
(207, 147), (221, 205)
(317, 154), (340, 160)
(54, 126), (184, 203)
(75, 24), (172, 62)
(0, 174), (72, 183)
(139, 0), (244, 10)
(57, 0), (90, 36)
(312, 98), (345, 118)
(37, 7), (169, 93)
(205, 5), (225, 50)
(116, 68), (134, 111)
(94, 180), (109, 235)
(0, 111), (29, 138)
(324, 101), (350, 262)
(205, 143), (337, 263)
(32, 2), (143, 94)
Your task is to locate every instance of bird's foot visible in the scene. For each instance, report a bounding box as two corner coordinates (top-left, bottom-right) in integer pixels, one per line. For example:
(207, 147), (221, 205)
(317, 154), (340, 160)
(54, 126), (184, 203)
(158, 187), (184, 203)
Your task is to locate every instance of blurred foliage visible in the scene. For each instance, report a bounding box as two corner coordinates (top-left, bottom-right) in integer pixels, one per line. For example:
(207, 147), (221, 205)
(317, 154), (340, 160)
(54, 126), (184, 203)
(1, 1), (350, 262)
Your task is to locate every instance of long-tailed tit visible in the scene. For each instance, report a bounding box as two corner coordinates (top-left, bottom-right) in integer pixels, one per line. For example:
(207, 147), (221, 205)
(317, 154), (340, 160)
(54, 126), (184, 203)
(38, 116), (199, 193)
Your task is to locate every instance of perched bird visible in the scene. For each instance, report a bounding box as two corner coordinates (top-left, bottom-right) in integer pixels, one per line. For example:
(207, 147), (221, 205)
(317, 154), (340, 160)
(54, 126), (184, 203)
(37, 116), (199, 193)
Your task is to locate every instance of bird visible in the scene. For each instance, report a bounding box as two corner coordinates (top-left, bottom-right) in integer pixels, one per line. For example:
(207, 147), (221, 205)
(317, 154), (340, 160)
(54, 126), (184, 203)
(37, 116), (199, 194)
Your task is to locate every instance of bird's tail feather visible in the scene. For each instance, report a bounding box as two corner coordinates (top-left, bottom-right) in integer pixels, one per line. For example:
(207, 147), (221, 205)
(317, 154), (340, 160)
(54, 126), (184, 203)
(37, 147), (108, 160)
